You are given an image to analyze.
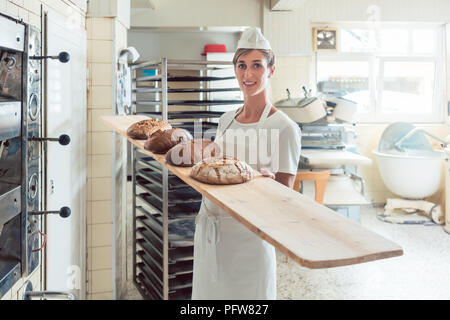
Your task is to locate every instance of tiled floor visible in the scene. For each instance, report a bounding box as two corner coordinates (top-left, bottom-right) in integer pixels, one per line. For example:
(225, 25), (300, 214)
(123, 201), (450, 300)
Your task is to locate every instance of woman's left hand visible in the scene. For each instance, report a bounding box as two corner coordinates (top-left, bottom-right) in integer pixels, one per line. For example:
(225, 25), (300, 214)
(260, 168), (275, 179)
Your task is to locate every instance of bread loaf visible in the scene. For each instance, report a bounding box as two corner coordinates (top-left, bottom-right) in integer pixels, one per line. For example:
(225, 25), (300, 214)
(190, 156), (254, 185)
(144, 128), (192, 154)
(127, 119), (172, 140)
(165, 139), (220, 167)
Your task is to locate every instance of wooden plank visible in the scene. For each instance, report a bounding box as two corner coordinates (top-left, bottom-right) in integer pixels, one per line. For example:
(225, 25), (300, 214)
(101, 115), (403, 269)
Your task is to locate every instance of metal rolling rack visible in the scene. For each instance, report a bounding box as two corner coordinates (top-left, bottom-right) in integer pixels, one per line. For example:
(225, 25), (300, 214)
(130, 58), (242, 300)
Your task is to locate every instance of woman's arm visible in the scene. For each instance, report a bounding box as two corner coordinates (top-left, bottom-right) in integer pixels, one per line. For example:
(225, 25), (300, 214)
(275, 172), (295, 189)
(260, 169), (295, 189)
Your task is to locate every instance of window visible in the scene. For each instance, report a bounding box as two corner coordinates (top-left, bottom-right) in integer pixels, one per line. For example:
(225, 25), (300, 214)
(315, 23), (445, 123)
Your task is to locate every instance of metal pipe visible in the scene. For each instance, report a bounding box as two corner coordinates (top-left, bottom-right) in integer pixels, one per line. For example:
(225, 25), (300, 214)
(130, 60), (161, 70)
(394, 128), (448, 151)
(24, 290), (76, 300)
(349, 173), (366, 196)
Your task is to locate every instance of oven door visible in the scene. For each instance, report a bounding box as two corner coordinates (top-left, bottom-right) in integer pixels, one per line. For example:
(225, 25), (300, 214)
(44, 9), (87, 299)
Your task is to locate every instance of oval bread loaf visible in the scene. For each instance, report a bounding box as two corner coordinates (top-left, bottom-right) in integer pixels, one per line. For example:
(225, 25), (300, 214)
(127, 119), (172, 140)
(165, 139), (220, 167)
(144, 128), (192, 154)
(190, 156), (254, 185)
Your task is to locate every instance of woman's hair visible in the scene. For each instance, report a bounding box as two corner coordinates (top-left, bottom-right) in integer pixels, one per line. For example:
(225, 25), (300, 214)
(232, 48), (275, 67)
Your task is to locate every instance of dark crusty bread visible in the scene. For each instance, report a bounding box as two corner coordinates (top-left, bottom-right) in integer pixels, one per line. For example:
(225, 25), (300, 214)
(165, 139), (220, 167)
(144, 128), (192, 154)
(190, 156), (254, 185)
(127, 119), (172, 140)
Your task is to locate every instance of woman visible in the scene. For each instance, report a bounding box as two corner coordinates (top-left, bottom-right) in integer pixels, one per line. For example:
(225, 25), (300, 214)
(192, 27), (301, 300)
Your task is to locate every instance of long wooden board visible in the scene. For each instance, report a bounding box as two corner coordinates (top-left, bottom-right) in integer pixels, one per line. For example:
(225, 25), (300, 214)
(101, 115), (403, 269)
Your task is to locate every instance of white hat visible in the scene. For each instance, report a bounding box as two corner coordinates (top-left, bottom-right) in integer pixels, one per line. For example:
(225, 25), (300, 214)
(237, 27), (272, 50)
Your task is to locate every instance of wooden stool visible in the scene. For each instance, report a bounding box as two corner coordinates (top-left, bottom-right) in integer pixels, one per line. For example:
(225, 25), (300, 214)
(285, 170), (331, 263)
(293, 170), (331, 204)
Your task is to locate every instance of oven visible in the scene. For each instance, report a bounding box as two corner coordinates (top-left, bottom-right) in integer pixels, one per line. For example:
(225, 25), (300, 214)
(0, 13), (70, 298)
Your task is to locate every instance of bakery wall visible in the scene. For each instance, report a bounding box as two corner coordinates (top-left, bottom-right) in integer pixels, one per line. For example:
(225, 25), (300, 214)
(0, 0), (87, 300)
(265, 0), (450, 207)
(130, 0), (262, 28)
(263, 0), (450, 56)
(86, 0), (130, 300)
(271, 56), (449, 205)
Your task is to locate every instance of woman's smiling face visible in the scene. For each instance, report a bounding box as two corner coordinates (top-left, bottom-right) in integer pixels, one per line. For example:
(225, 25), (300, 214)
(234, 50), (275, 97)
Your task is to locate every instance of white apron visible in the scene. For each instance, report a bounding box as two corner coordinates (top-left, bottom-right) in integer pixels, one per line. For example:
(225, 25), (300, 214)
(191, 104), (277, 300)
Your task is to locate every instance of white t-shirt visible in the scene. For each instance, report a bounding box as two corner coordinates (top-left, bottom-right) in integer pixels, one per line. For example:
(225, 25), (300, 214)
(215, 108), (302, 175)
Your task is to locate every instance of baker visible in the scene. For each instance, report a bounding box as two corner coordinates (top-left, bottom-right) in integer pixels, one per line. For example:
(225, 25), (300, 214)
(192, 27), (302, 300)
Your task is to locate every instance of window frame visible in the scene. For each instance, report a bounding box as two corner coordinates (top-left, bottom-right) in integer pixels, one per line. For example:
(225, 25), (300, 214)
(313, 22), (446, 124)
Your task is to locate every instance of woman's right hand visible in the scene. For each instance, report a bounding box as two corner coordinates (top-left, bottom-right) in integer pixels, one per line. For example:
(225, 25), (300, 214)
(260, 168), (275, 180)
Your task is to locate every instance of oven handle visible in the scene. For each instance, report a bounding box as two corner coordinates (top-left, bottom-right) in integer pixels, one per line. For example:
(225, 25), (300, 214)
(30, 134), (70, 146)
(29, 51), (70, 63)
(29, 206), (71, 218)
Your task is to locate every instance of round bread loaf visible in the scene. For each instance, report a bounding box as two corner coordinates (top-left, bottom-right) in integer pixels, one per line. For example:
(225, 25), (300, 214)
(165, 139), (220, 167)
(144, 128), (192, 154)
(190, 156), (254, 185)
(127, 119), (172, 140)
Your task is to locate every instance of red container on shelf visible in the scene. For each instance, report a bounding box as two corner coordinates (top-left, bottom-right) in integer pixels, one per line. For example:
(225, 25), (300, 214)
(201, 44), (227, 56)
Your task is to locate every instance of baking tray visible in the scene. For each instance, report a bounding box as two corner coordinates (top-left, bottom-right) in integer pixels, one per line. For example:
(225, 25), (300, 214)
(136, 154), (168, 174)
(138, 252), (193, 289)
(136, 261), (192, 292)
(137, 236), (193, 263)
(138, 110), (224, 120)
(168, 287), (192, 300)
(172, 121), (218, 131)
(136, 209), (195, 246)
(136, 99), (243, 106)
(136, 176), (202, 204)
(135, 87), (240, 93)
(135, 274), (162, 300)
(136, 192), (200, 219)
(137, 249), (193, 277)
(136, 75), (236, 82)
(136, 270), (164, 299)
(136, 273), (192, 300)
(137, 168), (188, 190)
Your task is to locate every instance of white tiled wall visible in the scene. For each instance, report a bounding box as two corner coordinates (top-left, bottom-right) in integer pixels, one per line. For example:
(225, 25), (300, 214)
(86, 16), (114, 300)
(86, 14), (129, 300)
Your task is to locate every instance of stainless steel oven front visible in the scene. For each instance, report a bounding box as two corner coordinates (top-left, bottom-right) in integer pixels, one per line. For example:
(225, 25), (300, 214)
(0, 13), (43, 297)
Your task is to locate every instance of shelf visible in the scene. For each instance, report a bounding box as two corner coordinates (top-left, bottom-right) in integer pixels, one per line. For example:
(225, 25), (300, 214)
(135, 276), (160, 300)
(171, 121), (218, 133)
(131, 59), (233, 71)
(138, 110), (224, 120)
(134, 87), (240, 94)
(138, 252), (193, 289)
(135, 75), (162, 82)
(136, 75), (236, 82)
(137, 168), (188, 190)
(136, 271), (164, 299)
(136, 192), (200, 220)
(137, 259), (192, 292)
(136, 155), (167, 174)
(137, 238), (194, 263)
(136, 176), (202, 204)
(135, 99), (243, 106)
(136, 210), (195, 246)
(131, 58), (239, 300)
